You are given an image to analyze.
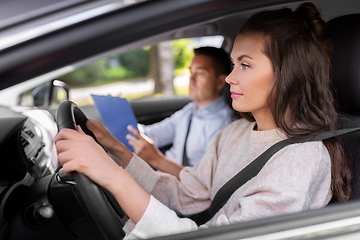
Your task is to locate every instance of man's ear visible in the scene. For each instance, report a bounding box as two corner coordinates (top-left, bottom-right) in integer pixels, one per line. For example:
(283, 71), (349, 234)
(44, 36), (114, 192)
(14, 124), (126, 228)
(216, 74), (227, 91)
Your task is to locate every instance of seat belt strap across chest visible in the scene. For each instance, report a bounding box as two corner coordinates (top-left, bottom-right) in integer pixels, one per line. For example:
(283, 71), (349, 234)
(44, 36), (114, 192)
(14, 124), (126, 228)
(184, 127), (360, 226)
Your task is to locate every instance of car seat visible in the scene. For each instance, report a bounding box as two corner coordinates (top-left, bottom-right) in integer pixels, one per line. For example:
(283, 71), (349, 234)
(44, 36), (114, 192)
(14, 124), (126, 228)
(327, 14), (360, 200)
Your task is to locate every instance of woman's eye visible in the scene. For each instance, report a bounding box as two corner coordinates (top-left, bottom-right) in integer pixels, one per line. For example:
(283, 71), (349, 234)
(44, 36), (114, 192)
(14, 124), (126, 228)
(241, 63), (249, 69)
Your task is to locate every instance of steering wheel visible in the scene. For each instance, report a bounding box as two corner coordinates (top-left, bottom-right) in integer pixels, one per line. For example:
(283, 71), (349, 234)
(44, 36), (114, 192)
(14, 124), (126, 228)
(56, 100), (125, 240)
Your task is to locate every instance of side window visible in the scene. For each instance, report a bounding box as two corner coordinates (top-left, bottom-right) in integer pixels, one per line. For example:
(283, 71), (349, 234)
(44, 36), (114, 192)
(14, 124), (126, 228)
(59, 36), (224, 106)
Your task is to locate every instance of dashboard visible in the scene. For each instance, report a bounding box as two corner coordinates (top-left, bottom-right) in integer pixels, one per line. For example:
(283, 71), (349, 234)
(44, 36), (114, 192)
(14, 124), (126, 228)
(0, 105), (58, 205)
(21, 118), (53, 179)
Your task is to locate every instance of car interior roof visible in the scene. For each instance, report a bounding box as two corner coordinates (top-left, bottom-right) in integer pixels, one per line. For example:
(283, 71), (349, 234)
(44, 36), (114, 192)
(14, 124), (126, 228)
(53, 0), (360, 75)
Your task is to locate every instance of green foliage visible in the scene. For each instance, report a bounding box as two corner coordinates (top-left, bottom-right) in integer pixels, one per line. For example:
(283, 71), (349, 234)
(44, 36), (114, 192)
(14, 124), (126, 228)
(172, 39), (194, 72)
(60, 41), (193, 88)
(118, 47), (150, 77)
(105, 67), (129, 80)
(61, 60), (107, 87)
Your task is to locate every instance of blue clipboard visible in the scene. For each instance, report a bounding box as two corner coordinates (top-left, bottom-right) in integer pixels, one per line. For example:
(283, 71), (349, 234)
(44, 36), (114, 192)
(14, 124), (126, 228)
(91, 94), (138, 152)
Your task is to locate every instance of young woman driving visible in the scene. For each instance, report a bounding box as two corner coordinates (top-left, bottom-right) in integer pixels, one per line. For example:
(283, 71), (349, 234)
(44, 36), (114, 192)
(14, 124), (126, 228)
(55, 2), (351, 239)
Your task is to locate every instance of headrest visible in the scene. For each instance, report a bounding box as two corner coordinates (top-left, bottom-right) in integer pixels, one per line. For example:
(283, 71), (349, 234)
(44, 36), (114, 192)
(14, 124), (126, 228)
(327, 14), (360, 114)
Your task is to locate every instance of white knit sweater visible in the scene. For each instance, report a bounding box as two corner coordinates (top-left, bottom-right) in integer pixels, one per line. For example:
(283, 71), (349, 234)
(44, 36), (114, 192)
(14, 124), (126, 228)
(124, 119), (332, 239)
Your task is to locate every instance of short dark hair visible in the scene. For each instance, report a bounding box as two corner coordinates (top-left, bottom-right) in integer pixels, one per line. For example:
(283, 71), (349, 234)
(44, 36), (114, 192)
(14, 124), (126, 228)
(193, 46), (231, 76)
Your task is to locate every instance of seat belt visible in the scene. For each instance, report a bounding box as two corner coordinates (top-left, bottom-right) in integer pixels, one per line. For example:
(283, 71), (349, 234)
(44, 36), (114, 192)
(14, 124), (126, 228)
(184, 127), (360, 226)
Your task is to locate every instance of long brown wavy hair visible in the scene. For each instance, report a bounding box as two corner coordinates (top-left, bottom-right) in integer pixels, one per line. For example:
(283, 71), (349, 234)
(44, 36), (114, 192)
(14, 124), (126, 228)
(238, 2), (351, 202)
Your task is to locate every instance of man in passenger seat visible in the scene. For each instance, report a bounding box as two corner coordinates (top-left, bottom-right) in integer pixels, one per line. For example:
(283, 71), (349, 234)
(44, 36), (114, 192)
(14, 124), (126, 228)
(126, 47), (234, 179)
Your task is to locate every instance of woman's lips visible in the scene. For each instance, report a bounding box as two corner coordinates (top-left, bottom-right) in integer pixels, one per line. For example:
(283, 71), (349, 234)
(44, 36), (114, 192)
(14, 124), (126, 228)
(230, 91), (243, 98)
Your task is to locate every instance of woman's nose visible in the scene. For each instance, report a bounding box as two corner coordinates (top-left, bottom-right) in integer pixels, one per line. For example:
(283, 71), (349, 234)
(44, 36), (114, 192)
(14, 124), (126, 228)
(225, 69), (237, 85)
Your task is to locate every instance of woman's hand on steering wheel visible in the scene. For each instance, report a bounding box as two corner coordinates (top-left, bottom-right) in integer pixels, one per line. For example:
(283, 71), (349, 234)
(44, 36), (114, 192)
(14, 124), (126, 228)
(55, 126), (120, 191)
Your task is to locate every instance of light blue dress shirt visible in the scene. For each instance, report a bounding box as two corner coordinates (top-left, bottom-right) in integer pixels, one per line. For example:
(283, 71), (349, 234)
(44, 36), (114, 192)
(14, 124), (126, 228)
(142, 96), (234, 166)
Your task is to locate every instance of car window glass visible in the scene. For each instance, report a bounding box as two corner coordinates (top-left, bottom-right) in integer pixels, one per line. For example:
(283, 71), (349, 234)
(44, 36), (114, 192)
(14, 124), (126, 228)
(58, 36), (224, 106)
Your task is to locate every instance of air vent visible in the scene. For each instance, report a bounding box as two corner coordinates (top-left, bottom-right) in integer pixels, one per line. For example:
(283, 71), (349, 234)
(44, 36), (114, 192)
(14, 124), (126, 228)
(21, 126), (34, 148)
(20, 136), (29, 148)
(24, 129), (35, 138)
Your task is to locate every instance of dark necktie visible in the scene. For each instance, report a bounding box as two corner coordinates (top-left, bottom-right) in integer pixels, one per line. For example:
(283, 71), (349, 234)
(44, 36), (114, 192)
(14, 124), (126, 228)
(182, 114), (192, 166)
